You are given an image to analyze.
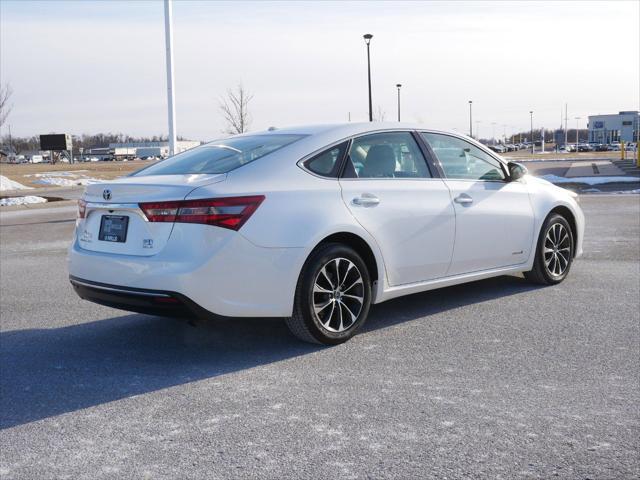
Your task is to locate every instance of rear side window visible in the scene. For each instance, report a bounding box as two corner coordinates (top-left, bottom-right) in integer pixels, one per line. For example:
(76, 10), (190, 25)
(343, 132), (430, 179)
(133, 134), (306, 176)
(303, 141), (348, 177)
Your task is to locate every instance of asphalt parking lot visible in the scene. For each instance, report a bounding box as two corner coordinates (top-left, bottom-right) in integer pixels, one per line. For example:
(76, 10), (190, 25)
(0, 195), (638, 479)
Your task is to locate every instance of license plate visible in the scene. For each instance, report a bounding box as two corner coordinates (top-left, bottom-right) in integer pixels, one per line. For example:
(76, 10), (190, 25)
(99, 215), (129, 243)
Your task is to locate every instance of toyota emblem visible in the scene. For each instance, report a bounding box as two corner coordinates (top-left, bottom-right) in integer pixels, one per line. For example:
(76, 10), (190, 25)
(103, 189), (112, 201)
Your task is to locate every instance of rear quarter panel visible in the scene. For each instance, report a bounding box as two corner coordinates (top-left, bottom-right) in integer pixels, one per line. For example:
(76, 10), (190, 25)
(185, 161), (390, 301)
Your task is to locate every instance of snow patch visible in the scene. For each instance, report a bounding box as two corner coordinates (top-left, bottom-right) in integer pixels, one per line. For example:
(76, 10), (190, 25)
(0, 195), (48, 206)
(33, 176), (102, 186)
(0, 175), (32, 191)
(25, 170), (89, 178)
(540, 174), (640, 185)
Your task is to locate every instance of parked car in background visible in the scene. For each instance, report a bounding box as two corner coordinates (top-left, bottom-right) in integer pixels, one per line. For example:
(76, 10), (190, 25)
(69, 123), (584, 345)
(488, 144), (506, 153)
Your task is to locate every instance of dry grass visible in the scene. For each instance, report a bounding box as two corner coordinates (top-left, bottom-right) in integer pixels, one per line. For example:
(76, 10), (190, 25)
(0, 160), (150, 188)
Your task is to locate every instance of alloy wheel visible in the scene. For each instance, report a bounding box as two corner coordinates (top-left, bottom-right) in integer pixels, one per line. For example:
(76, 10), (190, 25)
(312, 257), (365, 332)
(543, 223), (571, 277)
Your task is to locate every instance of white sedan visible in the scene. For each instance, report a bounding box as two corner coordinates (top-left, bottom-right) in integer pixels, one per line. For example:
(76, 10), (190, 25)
(69, 123), (584, 344)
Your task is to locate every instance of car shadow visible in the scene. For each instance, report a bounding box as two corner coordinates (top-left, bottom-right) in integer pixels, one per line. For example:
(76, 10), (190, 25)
(0, 275), (542, 430)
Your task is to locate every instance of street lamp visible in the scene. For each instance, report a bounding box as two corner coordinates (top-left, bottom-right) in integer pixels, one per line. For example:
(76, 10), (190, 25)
(530, 111), (534, 154)
(164, 0), (177, 156)
(363, 34), (373, 122)
(468, 100), (473, 137)
(396, 84), (402, 122)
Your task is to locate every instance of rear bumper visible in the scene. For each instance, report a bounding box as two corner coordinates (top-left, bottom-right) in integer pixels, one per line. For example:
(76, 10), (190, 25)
(69, 276), (214, 319)
(68, 223), (307, 317)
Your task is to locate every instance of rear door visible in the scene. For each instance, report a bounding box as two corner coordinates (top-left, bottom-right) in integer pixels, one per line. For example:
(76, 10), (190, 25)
(339, 131), (455, 286)
(420, 132), (535, 275)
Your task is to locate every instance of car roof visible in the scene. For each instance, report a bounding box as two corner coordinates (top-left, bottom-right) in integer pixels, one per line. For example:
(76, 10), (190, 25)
(246, 122), (461, 138)
(207, 123), (507, 168)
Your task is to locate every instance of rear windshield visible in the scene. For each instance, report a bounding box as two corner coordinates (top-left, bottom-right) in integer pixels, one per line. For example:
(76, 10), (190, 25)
(132, 134), (306, 176)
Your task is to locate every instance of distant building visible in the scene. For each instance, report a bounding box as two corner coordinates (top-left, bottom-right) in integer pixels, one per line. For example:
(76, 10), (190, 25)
(588, 111), (639, 144)
(108, 140), (200, 159)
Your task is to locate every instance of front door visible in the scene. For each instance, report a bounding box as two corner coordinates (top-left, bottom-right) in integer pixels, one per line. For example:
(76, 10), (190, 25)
(420, 132), (535, 276)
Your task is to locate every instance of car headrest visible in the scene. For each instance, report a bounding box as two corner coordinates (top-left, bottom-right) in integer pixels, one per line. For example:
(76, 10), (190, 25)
(361, 145), (396, 178)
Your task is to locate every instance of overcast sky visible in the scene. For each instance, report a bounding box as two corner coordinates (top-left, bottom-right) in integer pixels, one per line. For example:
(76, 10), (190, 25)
(1, 0), (638, 141)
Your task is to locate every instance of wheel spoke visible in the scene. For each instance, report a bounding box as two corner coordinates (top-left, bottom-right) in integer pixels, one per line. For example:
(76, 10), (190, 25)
(339, 263), (354, 289)
(559, 232), (569, 246)
(313, 284), (333, 294)
(322, 301), (336, 329)
(340, 301), (358, 327)
(314, 298), (333, 314)
(319, 266), (335, 290)
(544, 252), (553, 267)
(342, 277), (363, 293)
(342, 293), (364, 303)
(558, 250), (569, 264)
(334, 258), (341, 289)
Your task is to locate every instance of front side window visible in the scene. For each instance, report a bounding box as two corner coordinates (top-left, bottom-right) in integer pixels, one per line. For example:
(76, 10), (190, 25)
(303, 141), (348, 177)
(421, 132), (506, 181)
(133, 134), (306, 176)
(343, 132), (430, 179)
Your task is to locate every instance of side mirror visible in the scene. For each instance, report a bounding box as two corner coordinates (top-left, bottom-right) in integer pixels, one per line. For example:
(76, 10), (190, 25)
(508, 161), (528, 181)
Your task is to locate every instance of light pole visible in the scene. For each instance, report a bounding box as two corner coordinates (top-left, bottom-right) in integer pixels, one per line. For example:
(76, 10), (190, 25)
(164, 0), (177, 156)
(564, 103), (568, 148)
(575, 117), (581, 148)
(530, 111), (534, 155)
(468, 100), (473, 137)
(396, 84), (402, 122)
(363, 34), (373, 122)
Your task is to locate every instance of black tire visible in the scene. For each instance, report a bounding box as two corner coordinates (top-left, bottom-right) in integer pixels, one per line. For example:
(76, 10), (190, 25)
(285, 243), (372, 345)
(525, 213), (574, 285)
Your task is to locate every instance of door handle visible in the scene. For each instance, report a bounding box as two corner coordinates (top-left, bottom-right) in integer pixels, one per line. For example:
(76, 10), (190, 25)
(454, 193), (473, 205)
(352, 193), (380, 207)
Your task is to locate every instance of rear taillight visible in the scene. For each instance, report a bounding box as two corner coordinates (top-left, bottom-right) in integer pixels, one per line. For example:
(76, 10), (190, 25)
(78, 199), (87, 219)
(139, 196), (265, 231)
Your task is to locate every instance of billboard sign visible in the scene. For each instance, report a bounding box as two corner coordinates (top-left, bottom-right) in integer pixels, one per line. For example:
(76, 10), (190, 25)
(40, 134), (71, 151)
(593, 121), (604, 129)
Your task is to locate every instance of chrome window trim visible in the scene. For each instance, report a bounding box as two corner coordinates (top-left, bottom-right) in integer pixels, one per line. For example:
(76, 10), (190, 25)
(297, 128), (512, 182)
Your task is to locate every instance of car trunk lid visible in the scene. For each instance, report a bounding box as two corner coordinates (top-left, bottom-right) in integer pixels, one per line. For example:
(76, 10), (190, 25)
(77, 174), (226, 256)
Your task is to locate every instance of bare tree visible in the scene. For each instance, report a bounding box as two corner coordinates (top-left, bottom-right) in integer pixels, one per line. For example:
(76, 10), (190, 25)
(219, 84), (253, 134)
(0, 83), (13, 128)
(374, 105), (386, 122)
